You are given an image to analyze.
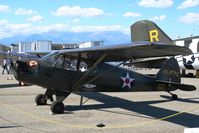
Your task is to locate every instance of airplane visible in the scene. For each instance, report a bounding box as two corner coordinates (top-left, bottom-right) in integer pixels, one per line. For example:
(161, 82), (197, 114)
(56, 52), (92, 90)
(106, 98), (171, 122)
(175, 36), (199, 76)
(12, 21), (196, 114)
(129, 20), (199, 77)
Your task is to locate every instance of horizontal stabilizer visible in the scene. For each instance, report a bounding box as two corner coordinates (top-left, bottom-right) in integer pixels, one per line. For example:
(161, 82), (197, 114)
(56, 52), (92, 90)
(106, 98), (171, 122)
(155, 80), (196, 91)
(173, 83), (196, 91)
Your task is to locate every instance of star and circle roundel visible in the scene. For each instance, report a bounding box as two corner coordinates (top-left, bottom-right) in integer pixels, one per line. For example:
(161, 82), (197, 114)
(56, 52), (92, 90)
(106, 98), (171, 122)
(183, 55), (195, 65)
(121, 72), (135, 89)
(182, 55), (195, 69)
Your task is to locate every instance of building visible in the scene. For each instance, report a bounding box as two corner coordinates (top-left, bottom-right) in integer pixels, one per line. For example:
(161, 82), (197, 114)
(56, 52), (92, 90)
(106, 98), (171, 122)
(78, 41), (103, 48)
(18, 42), (32, 52)
(35, 40), (52, 51)
(18, 40), (52, 52)
(11, 44), (18, 52)
(11, 40), (103, 53)
(174, 36), (199, 53)
(62, 43), (78, 49)
(52, 43), (63, 50)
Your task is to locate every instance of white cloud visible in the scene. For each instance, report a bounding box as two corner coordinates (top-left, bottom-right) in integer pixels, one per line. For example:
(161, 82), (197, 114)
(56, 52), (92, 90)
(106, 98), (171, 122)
(52, 5), (105, 17)
(138, 0), (173, 8)
(123, 12), (141, 17)
(178, 0), (199, 9)
(33, 24), (121, 33)
(27, 15), (43, 22)
(70, 25), (122, 32)
(0, 20), (69, 39)
(179, 12), (199, 24)
(14, 8), (36, 15)
(0, 19), (124, 39)
(0, 19), (32, 39)
(34, 24), (69, 33)
(0, 4), (10, 12)
(150, 15), (166, 21)
(72, 19), (80, 23)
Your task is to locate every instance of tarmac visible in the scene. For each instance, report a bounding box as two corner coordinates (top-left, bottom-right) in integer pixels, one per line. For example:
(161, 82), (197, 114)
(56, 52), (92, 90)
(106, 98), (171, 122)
(0, 69), (199, 133)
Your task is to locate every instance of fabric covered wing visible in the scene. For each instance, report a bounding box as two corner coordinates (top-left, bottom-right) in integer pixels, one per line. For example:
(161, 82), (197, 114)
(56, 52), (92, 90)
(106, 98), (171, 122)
(59, 42), (192, 62)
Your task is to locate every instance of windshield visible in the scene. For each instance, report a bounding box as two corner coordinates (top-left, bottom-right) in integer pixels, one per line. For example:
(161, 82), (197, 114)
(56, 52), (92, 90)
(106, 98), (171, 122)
(41, 51), (60, 66)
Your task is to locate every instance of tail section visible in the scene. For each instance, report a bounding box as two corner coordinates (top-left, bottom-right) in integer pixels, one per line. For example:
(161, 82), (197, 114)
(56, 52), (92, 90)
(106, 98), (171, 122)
(155, 57), (196, 91)
(155, 57), (180, 83)
(131, 20), (173, 44)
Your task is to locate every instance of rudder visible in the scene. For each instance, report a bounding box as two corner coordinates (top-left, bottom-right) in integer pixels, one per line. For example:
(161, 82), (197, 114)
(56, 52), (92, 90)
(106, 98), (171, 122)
(155, 57), (181, 83)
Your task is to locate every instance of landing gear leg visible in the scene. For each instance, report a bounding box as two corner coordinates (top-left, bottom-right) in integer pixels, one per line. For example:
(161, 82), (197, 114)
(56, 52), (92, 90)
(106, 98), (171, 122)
(182, 69), (186, 77)
(44, 88), (54, 102)
(80, 95), (83, 106)
(167, 91), (178, 100)
(35, 89), (55, 105)
(196, 70), (199, 78)
(50, 90), (71, 114)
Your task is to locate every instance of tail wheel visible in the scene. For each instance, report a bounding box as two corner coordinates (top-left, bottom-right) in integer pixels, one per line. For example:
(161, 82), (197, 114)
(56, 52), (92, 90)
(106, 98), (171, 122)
(50, 101), (64, 114)
(35, 94), (47, 105)
(19, 81), (25, 86)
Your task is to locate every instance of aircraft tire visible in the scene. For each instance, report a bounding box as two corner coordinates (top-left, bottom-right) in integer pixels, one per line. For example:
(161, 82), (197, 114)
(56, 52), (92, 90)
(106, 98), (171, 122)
(35, 94), (47, 105)
(50, 101), (64, 114)
(172, 94), (178, 100)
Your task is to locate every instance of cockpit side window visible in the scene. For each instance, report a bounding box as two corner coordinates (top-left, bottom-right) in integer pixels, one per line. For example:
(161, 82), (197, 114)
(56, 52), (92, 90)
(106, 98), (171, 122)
(53, 55), (77, 71)
(67, 59), (77, 70)
(54, 55), (65, 68)
(42, 52), (87, 71)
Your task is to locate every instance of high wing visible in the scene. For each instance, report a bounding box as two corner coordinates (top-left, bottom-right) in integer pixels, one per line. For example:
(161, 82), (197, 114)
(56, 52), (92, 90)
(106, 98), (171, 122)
(0, 50), (58, 59)
(59, 41), (192, 62)
(0, 51), (39, 59)
(24, 50), (58, 55)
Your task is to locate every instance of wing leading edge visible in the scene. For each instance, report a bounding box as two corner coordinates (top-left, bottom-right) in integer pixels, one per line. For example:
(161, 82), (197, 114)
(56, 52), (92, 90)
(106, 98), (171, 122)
(59, 42), (192, 62)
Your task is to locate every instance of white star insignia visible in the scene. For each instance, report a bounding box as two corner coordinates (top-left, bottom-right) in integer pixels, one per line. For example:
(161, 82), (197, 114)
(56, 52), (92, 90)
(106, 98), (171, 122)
(185, 55), (194, 63)
(80, 66), (87, 72)
(121, 72), (134, 88)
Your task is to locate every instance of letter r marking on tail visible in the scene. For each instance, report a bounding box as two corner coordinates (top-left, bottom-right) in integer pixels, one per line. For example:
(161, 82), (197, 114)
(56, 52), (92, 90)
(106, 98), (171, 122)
(149, 29), (159, 42)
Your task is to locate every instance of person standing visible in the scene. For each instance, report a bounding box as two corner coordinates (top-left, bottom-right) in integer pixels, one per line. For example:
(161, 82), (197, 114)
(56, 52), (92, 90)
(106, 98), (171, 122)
(2, 58), (9, 74)
(9, 58), (14, 74)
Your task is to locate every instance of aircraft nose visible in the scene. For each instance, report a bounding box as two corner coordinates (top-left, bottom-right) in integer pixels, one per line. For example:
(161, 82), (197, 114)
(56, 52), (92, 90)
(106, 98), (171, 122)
(14, 60), (29, 73)
(13, 60), (39, 83)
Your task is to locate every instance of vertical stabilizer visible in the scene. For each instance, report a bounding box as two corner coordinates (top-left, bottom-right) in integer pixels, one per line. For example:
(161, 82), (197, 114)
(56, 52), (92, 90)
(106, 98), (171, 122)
(131, 20), (173, 44)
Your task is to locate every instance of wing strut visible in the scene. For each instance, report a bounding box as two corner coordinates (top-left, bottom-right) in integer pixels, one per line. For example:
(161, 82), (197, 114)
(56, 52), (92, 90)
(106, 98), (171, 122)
(70, 53), (107, 93)
(82, 61), (126, 86)
(78, 61), (126, 106)
(76, 53), (81, 71)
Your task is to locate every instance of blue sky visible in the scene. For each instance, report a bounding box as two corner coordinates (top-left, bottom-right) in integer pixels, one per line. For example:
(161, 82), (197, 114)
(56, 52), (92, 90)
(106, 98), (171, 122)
(0, 0), (199, 39)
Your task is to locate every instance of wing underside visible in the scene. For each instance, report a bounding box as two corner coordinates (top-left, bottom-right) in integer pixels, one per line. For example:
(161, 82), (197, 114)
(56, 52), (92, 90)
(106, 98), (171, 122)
(125, 57), (168, 68)
(59, 42), (192, 62)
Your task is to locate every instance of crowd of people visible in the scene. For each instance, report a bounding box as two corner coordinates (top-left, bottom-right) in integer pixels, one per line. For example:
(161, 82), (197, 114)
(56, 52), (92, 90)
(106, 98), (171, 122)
(2, 58), (14, 74)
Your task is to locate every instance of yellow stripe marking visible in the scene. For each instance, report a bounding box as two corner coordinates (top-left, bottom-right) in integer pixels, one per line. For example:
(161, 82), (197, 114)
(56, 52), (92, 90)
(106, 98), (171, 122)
(0, 100), (198, 129)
